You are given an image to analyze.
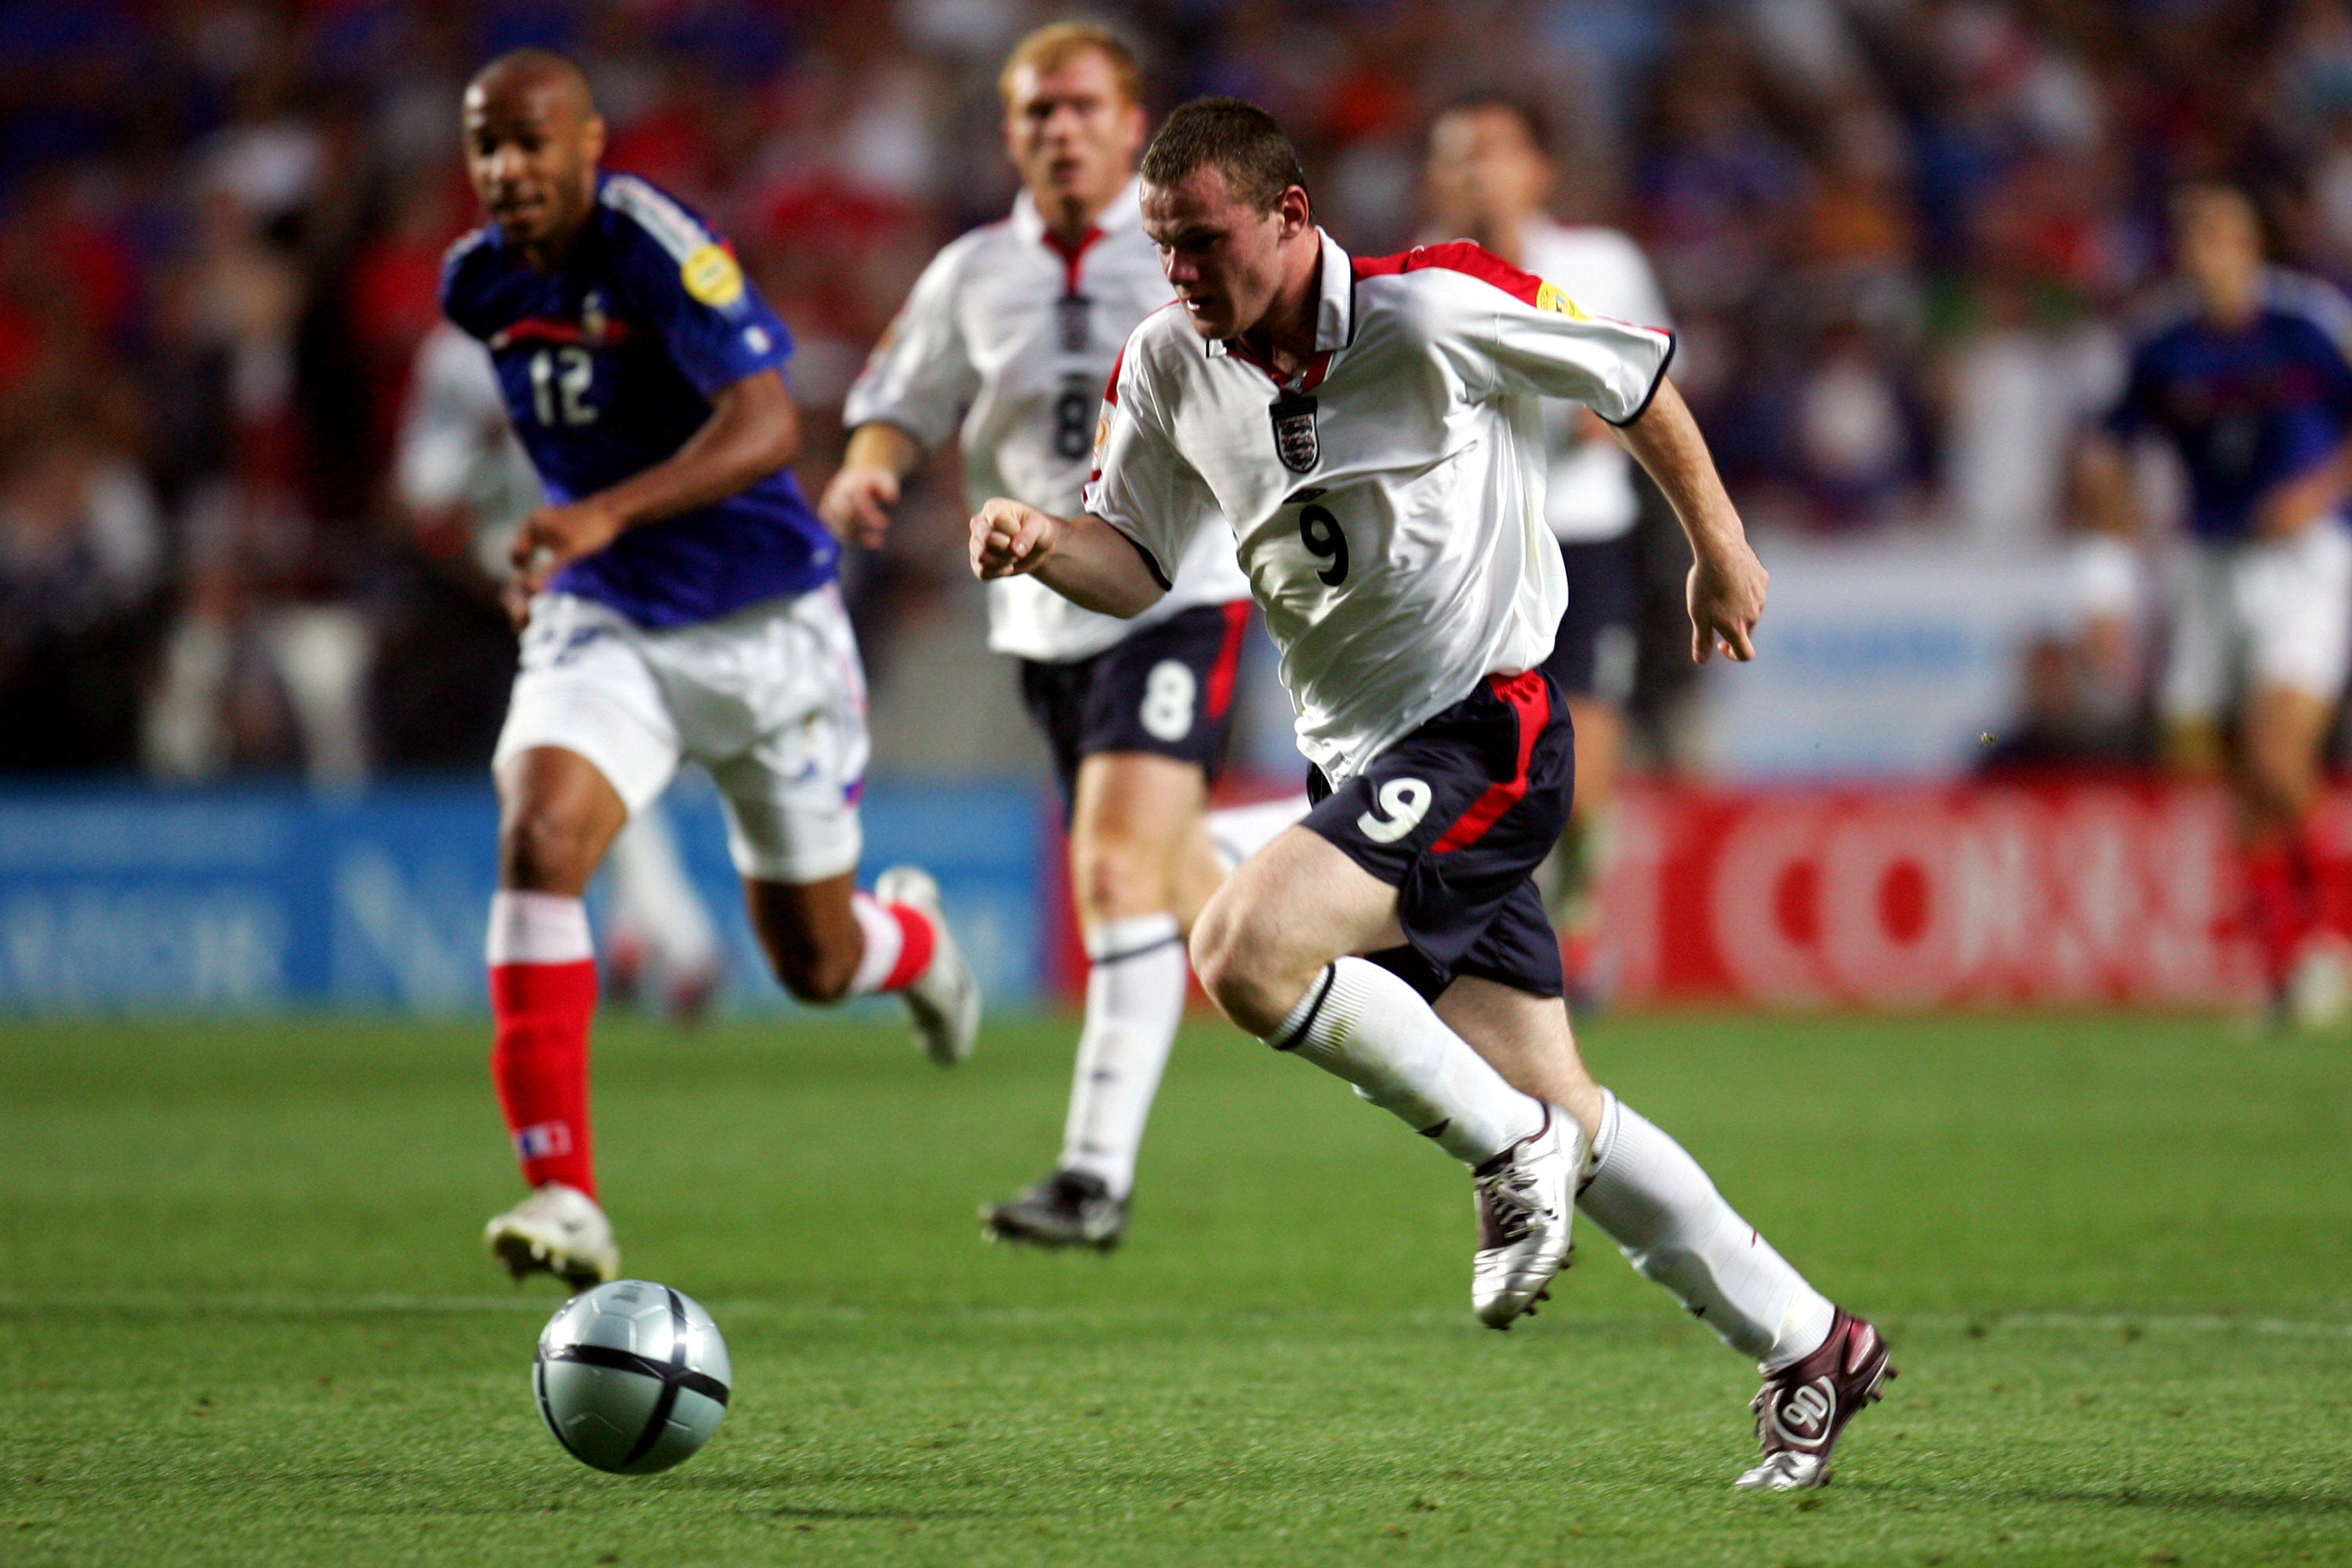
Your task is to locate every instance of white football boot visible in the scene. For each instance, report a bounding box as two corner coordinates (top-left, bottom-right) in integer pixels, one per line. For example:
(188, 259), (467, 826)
(485, 1182), (619, 1290)
(876, 864), (982, 1066)
(1470, 1105), (1584, 1329)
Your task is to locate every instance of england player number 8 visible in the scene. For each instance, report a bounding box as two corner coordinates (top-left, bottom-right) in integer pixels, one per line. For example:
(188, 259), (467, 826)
(1052, 380), (1093, 461)
(1298, 503), (1348, 586)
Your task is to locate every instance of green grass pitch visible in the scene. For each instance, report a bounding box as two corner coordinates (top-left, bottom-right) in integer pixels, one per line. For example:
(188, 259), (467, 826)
(2, 1005), (2348, 1566)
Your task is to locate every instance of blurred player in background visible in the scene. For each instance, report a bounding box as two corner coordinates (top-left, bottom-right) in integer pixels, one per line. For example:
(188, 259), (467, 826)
(445, 50), (982, 1288)
(827, 24), (1296, 1250)
(2080, 184), (2352, 1028)
(975, 98), (1889, 1490)
(397, 321), (726, 1023)
(1423, 94), (1671, 1007)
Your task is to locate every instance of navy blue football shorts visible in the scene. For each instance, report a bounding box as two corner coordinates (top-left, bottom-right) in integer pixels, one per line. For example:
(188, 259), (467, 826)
(1301, 666), (1573, 1001)
(1019, 601), (1251, 822)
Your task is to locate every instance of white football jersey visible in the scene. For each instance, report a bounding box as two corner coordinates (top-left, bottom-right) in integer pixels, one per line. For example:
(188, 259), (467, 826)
(1517, 220), (1671, 543)
(846, 179), (1248, 662)
(1085, 230), (1673, 782)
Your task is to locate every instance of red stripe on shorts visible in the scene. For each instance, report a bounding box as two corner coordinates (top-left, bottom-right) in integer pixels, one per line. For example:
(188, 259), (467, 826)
(1205, 600), (1250, 719)
(1430, 670), (1550, 854)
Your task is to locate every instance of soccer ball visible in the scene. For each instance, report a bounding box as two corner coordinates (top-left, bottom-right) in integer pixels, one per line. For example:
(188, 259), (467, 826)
(534, 1279), (732, 1474)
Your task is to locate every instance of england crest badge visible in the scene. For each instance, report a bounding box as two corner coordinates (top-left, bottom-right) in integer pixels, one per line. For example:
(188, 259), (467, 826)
(1270, 394), (1319, 474)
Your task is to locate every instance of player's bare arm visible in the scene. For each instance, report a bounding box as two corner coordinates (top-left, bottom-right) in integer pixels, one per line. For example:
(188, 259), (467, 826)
(969, 499), (1166, 618)
(819, 422), (924, 548)
(509, 368), (800, 611)
(1613, 376), (1767, 663)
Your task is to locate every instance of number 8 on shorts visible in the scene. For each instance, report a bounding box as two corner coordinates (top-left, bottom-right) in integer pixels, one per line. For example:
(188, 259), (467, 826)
(1140, 659), (1197, 742)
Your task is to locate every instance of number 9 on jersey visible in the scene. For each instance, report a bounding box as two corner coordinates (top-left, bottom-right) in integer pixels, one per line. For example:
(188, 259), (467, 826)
(1298, 503), (1348, 586)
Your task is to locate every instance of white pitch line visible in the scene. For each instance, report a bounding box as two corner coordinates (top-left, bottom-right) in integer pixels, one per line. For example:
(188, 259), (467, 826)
(0, 1289), (553, 1316)
(2, 1291), (2350, 1341)
(0, 1289), (804, 1319)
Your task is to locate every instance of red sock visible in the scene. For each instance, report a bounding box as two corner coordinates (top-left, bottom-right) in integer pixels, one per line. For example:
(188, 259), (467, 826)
(883, 902), (936, 989)
(2299, 814), (2352, 944)
(487, 891), (598, 1196)
(848, 891), (936, 995)
(2244, 840), (2311, 993)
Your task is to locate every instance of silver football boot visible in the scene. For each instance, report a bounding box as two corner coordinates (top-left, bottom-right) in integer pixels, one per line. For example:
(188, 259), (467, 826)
(485, 1182), (620, 1290)
(1470, 1104), (1584, 1328)
(875, 864), (982, 1066)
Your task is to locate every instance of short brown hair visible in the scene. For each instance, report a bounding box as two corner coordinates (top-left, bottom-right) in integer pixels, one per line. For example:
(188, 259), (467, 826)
(1139, 96), (1308, 213)
(998, 22), (1142, 109)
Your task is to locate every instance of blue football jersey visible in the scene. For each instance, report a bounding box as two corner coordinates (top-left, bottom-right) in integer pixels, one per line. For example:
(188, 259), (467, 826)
(441, 172), (837, 626)
(2105, 271), (2352, 542)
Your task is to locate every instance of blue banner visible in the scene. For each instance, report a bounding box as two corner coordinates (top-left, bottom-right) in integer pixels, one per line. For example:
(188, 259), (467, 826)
(0, 779), (1047, 1014)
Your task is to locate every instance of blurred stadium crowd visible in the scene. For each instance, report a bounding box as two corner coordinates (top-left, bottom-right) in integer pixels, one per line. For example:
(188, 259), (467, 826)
(0, 0), (2345, 780)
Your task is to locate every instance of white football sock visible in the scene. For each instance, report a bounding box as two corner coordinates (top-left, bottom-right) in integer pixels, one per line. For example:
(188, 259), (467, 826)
(604, 808), (720, 976)
(1206, 794), (1312, 872)
(1576, 1091), (1836, 1370)
(1058, 914), (1188, 1197)
(486, 890), (593, 965)
(1267, 957), (1544, 1165)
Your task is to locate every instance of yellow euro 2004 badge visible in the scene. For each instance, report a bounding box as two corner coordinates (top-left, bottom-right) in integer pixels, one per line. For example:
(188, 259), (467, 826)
(681, 243), (744, 308)
(1534, 280), (1588, 319)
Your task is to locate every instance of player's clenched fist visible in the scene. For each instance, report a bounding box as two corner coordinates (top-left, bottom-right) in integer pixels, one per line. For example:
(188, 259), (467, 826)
(971, 498), (1058, 579)
(1687, 539), (1768, 664)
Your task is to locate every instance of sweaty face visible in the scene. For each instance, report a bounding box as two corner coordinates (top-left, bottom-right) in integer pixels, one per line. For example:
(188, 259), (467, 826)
(1424, 106), (1550, 238)
(1142, 165), (1292, 340)
(1003, 53), (1146, 216)
(464, 77), (601, 249)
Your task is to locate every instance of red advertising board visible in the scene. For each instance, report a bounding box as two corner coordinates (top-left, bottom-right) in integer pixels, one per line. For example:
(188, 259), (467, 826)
(1053, 778), (2321, 1009)
(1602, 779), (2277, 1007)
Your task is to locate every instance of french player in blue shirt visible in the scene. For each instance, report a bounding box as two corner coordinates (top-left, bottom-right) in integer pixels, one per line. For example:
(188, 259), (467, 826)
(446, 51), (982, 1289)
(2080, 183), (2352, 1023)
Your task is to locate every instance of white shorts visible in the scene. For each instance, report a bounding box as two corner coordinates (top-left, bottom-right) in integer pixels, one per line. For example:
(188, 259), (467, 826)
(2161, 520), (2352, 723)
(493, 587), (869, 883)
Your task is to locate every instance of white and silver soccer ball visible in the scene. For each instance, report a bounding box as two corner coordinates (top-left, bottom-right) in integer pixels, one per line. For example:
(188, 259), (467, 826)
(534, 1279), (731, 1474)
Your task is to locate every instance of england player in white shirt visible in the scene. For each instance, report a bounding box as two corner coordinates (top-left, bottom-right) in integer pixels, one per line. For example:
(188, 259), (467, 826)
(972, 98), (1890, 1492)
(1425, 94), (1671, 1003)
(825, 26), (1287, 1250)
